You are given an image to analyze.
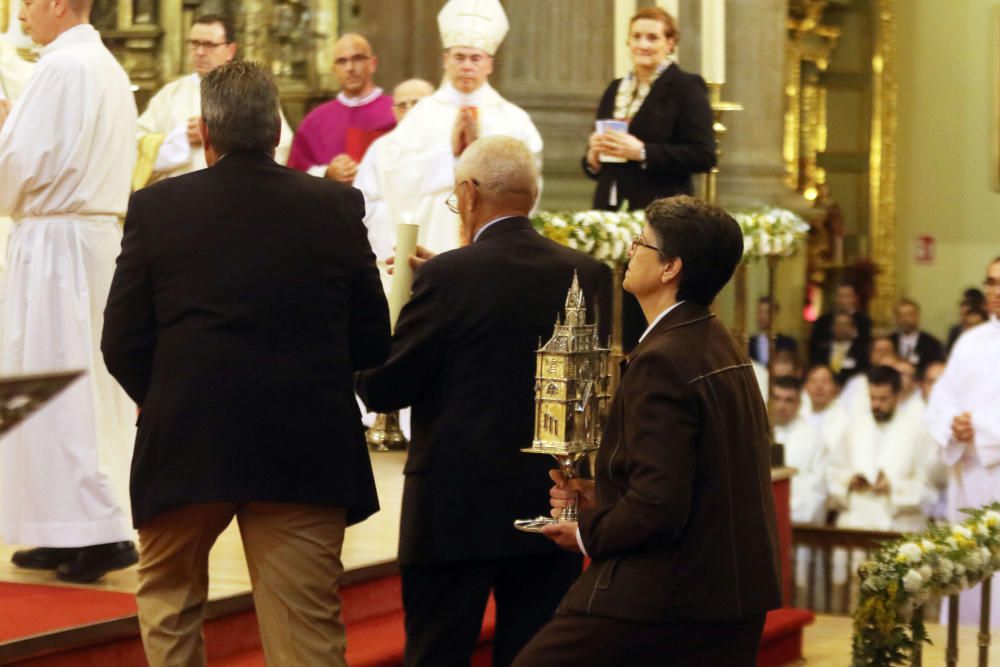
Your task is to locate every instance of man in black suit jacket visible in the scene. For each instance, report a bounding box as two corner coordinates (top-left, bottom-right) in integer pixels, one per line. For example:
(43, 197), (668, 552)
(101, 62), (390, 667)
(808, 282), (873, 365)
(890, 298), (944, 371)
(748, 296), (798, 365)
(356, 136), (609, 667)
(812, 311), (869, 386)
(516, 196), (781, 667)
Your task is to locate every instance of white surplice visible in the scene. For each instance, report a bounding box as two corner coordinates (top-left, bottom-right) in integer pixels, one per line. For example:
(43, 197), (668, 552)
(0, 24), (137, 546)
(0, 35), (33, 102)
(805, 399), (848, 457)
(0, 36), (33, 273)
(137, 73), (294, 182)
(829, 408), (932, 533)
(776, 415), (828, 525)
(925, 317), (1000, 626)
(359, 81), (543, 255)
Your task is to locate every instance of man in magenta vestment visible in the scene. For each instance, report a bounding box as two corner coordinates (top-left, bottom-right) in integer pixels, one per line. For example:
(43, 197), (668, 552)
(288, 33), (396, 182)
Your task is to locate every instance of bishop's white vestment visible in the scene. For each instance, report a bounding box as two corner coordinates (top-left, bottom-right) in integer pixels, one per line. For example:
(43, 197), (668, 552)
(777, 415), (828, 525)
(359, 81), (543, 255)
(0, 24), (137, 546)
(137, 73), (293, 182)
(925, 317), (1000, 626)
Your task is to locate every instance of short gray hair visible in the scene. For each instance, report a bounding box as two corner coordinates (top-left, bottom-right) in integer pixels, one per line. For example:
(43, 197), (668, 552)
(201, 61), (279, 156)
(454, 136), (538, 204)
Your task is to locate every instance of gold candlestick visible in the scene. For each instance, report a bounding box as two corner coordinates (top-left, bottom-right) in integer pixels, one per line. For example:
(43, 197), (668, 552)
(701, 82), (747, 345)
(703, 82), (743, 206)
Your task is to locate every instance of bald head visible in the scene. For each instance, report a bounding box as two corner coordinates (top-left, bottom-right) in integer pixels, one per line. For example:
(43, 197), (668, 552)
(391, 78), (434, 121)
(332, 33), (377, 98)
(334, 33), (372, 56)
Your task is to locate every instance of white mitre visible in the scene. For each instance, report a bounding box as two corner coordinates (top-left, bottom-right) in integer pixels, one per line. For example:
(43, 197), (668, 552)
(437, 0), (509, 56)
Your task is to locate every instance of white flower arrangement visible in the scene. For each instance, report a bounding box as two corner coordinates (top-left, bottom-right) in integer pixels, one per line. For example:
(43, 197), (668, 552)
(532, 209), (644, 265)
(852, 503), (1000, 666)
(730, 207), (811, 261)
(533, 205), (809, 265)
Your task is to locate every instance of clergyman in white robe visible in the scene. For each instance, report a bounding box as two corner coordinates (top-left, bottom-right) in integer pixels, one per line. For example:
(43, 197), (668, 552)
(926, 315), (1000, 626)
(362, 81), (543, 255)
(137, 72), (293, 182)
(829, 406), (932, 533)
(0, 23), (137, 548)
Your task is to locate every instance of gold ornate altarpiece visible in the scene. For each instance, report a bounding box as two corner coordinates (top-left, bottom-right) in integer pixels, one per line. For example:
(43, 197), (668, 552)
(783, 0), (898, 325)
(1, 1), (340, 122)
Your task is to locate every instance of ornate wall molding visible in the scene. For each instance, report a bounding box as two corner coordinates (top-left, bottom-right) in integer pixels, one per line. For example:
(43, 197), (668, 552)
(868, 0), (897, 325)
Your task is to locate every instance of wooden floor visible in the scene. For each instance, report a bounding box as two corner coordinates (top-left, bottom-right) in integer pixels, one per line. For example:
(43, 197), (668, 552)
(802, 613), (1000, 665)
(0, 451), (405, 599)
(4, 452), (1000, 664)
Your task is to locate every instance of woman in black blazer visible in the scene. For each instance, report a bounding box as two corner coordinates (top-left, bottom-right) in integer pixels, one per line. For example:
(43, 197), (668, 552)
(585, 6), (716, 210)
(584, 7), (717, 351)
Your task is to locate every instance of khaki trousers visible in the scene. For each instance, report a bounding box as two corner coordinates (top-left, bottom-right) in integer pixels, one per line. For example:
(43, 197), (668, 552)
(136, 502), (348, 667)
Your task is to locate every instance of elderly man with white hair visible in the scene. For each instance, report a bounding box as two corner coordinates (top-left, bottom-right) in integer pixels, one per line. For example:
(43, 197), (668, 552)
(357, 135), (608, 667)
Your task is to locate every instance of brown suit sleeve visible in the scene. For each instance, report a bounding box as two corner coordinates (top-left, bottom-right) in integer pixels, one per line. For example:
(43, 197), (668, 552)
(578, 348), (699, 557)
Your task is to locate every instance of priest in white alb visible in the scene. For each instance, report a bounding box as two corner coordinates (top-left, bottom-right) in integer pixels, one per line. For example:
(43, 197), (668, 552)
(925, 256), (1000, 627)
(0, 0), (138, 583)
(359, 0), (543, 255)
(829, 365), (933, 534)
(135, 14), (292, 186)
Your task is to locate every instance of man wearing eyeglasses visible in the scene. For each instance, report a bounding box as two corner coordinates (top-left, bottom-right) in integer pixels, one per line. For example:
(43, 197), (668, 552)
(287, 33), (396, 182)
(357, 136), (607, 667)
(135, 14), (293, 185)
(357, 0), (543, 256)
(925, 256), (1000, 628)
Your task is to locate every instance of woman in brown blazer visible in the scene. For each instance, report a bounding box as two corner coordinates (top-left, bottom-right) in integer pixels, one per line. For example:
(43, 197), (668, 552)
(514, 196), (782, 667)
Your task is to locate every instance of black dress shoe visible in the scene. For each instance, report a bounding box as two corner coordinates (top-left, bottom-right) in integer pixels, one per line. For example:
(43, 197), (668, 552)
(11, 546), (81, 570)
(55, 541), (139, 583)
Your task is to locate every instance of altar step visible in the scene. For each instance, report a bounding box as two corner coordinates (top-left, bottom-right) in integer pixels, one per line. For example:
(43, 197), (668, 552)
(2, 562), (811, 666)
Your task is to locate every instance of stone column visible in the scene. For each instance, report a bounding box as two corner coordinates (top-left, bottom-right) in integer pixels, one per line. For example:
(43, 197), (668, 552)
(711, 0), (801, 211)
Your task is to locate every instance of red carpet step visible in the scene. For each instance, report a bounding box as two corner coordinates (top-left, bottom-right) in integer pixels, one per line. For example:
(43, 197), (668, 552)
(0, 571), (813, 666)
(0, 582), (137, 642)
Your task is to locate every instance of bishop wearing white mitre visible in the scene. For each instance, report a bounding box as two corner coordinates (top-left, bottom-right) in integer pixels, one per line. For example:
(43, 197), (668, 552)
(359, 0), (543, 255)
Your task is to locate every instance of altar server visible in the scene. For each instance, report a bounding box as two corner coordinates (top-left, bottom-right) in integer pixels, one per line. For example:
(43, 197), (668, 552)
(829, 366), (932, 533)
(925, 256), (1000, 627)
(358, 0), (543, 255)
(0, 0), (138, 583)
(136, 14), (293, 184)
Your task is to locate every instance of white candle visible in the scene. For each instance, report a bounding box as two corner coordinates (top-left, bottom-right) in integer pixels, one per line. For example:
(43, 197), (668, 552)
(388, 217), (419, 331)
(701, 0), (726, 84)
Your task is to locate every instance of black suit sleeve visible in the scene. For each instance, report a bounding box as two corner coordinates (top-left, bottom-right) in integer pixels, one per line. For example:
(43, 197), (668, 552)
(101, 192), (157, 406)
(345, 188), (391, 371)
(644, 74), (717, 175)
(578, 349), (698, 557)
(355, 262), (447, 413)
